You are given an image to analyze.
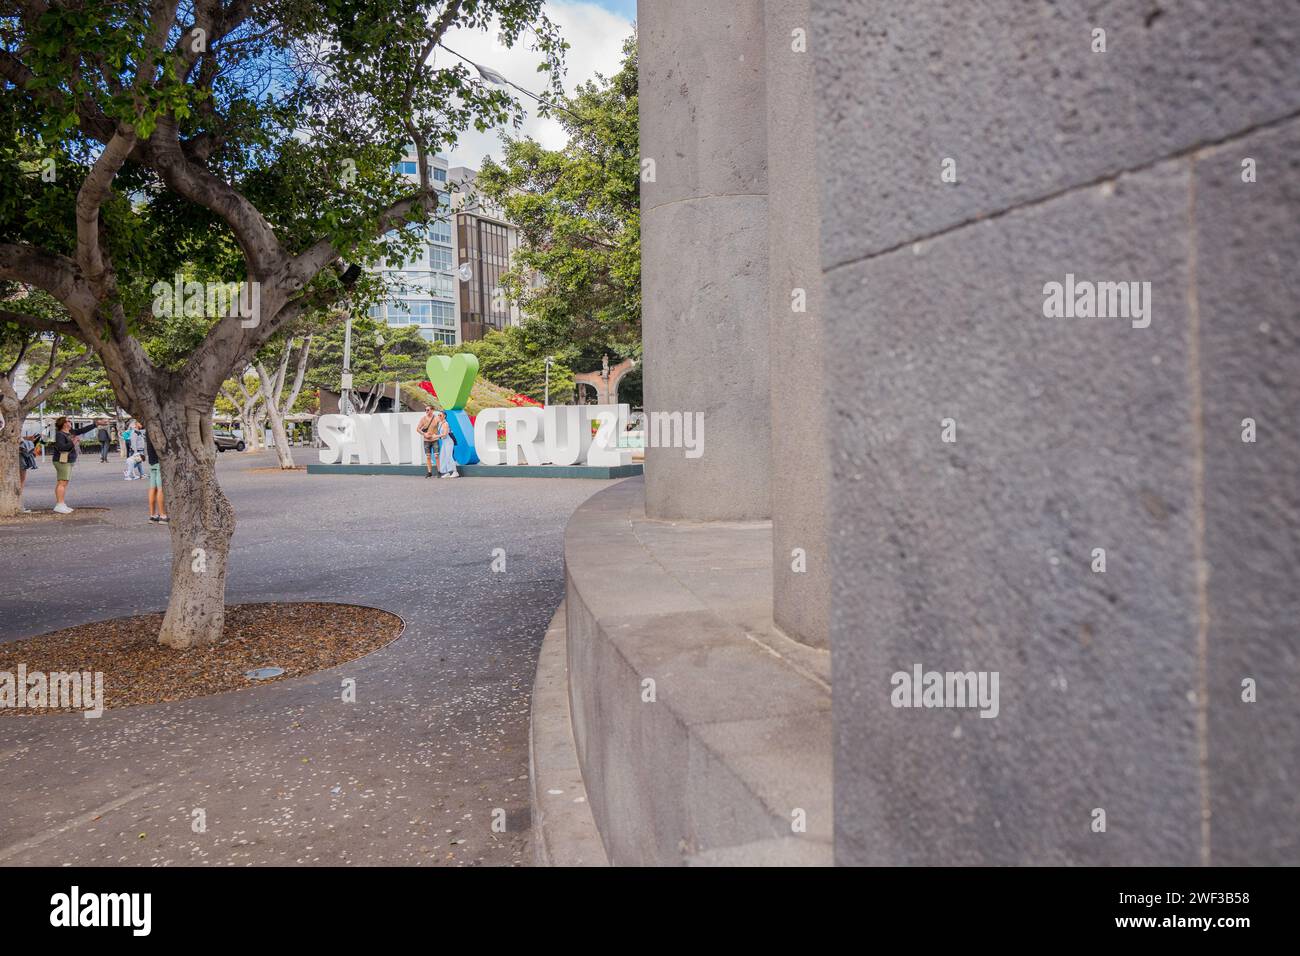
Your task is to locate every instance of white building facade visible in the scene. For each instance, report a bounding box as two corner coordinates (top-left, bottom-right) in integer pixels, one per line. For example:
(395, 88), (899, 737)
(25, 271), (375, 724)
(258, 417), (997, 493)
(369, 152), (459, 344)
(369, 153), (525, 345)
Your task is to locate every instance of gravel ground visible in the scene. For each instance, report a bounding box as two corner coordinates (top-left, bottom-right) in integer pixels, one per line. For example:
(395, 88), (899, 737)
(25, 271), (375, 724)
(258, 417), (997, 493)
(0, 448), (605, 866)
(0, 603), (404, 714)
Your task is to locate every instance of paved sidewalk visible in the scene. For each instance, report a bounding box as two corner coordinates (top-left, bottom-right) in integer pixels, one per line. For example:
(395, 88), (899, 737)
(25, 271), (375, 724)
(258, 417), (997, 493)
(0, 450), (604, 866)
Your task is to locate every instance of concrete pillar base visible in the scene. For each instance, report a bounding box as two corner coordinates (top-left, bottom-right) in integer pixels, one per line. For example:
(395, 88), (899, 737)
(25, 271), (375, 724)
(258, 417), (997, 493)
(560, 477), (831, 865)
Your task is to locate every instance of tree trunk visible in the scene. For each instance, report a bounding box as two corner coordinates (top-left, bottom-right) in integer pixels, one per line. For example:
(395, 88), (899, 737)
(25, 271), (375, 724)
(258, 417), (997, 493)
(0, 410), (23, 517)
(252, 413), (266, 451)
(238, 411), (260, 450)
(264, 401), (294, 468)
(156, 409), (235, 649)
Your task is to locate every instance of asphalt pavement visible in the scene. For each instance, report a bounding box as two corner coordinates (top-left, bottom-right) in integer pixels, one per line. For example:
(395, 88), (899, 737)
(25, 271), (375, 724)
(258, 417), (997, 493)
(0, 448), (605, 866)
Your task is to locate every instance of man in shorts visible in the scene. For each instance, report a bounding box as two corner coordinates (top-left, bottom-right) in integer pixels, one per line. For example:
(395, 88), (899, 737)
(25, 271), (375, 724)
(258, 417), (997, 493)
(417, 406), (439, 478)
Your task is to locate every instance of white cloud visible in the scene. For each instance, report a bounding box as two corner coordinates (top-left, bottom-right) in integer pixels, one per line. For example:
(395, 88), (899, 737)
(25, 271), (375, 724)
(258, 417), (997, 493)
(438, 0), (633, 171)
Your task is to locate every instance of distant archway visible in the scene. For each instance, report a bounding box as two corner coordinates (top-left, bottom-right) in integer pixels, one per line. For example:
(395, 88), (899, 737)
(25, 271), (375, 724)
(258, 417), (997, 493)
(574, 356), (637, 406)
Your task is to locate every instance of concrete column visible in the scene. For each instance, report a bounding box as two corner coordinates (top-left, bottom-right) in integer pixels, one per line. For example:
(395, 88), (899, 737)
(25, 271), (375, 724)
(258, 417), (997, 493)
(765, 0), (829, 649)
(813, 1), (1300, 864)
(640, 0), (770, 520)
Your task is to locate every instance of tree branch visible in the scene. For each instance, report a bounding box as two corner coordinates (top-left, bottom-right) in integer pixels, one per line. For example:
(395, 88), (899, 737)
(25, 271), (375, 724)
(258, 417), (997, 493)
(0, 308), (87, 342)
(76, 129), (138, 290)
(284, 334), (312, 412)
(23, 345), (94, 413)
(0, 246), (99, 321)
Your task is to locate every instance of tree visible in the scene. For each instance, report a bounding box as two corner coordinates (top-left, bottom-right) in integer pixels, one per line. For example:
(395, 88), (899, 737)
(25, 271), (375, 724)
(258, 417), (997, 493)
(254, 332), (312, 468)
(216, 367), (264, 451)
(0, 1), (565, 647)
(0, 314), (95, 515)
(304, 315), (431, 407)
(37, 342), (118, 416)
(430, 324), (573, 402)
(476, 34), (639, 361)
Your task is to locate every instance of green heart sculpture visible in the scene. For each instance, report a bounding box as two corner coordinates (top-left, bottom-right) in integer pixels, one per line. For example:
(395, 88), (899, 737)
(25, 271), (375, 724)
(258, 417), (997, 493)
(425, 353), (479, 411)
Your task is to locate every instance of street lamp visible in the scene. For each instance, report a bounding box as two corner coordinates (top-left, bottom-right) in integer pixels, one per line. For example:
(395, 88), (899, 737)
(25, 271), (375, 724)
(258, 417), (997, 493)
(374, 331), (398, 414)
(340, 317), (354, 415)
(544, 355), (553, 407)
(438, 43), (585, 124)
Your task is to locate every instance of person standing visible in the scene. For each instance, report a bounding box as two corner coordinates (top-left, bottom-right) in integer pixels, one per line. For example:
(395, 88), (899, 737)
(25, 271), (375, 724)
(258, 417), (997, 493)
(96, 423), (110, 462)
(145, 433), (167, 523)
(17, 430), (39, 513)
(417, 406), (439, 478)
(436, 412), (458, 478)
(127, 422), (147, 479)
(48, 416), (101, 514)
(130, 422), (146, 459)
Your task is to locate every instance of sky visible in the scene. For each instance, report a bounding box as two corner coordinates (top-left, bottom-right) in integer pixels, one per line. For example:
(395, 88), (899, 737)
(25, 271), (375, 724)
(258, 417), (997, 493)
(440, 0), (635, 171)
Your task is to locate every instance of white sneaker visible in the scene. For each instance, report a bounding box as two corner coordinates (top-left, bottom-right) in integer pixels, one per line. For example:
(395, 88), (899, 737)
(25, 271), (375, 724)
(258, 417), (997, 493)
(52, 503), (73, 514)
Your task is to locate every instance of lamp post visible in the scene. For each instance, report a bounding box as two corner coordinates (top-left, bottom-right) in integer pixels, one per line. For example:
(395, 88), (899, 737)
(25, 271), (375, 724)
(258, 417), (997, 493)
(544, 355), (553, 407)
(374, 331), (396, 413)
(340, 317), (354, 415)
(438, 44), (585, 124)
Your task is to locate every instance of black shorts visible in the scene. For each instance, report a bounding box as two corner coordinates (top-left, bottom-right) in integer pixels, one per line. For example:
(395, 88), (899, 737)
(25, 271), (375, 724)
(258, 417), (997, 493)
(423, 440), (437, 452)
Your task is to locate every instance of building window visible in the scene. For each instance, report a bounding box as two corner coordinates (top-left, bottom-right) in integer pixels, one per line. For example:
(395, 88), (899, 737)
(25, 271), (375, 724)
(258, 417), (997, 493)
(429, 300), (454, 328)
(385, 299), (455, 330)
(418, 327), (456, 344)
(396, 244), (427, 269)
(433, 167), (447, 182)
(386, 299), (423, 324)
(429, 245), (453, 271)
(393, 161), (418, 175)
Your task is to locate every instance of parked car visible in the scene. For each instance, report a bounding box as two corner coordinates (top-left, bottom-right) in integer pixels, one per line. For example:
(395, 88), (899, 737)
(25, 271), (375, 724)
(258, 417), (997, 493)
(213, 429), (246, 452)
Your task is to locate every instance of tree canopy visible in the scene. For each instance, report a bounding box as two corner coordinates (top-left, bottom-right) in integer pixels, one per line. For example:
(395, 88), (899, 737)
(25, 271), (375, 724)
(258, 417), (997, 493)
(475, 33), (638, 365)
(0, 0), (568, 647)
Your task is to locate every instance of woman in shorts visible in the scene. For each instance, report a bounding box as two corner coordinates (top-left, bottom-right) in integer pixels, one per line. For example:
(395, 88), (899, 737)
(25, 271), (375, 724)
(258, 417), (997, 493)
(146, 433), (167, 523)
(49, 416), (102, 514)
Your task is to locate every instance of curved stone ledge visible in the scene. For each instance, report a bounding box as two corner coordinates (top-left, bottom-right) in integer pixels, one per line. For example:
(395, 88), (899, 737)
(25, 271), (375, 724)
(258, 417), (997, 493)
(564, 476), (832, 865)
(529, 601), (608, 867)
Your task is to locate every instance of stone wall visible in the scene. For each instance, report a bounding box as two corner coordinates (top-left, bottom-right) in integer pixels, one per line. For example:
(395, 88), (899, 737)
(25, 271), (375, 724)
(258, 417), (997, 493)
(630, 0), (1298, 866)
(814, 0), (1300, 865)
(766, 0), (830, 648)
(640, 0), (772, 522)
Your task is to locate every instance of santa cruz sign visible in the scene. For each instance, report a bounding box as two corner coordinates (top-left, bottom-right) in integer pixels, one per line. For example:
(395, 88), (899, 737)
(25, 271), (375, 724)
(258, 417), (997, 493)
(317, 353), (633, 468)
